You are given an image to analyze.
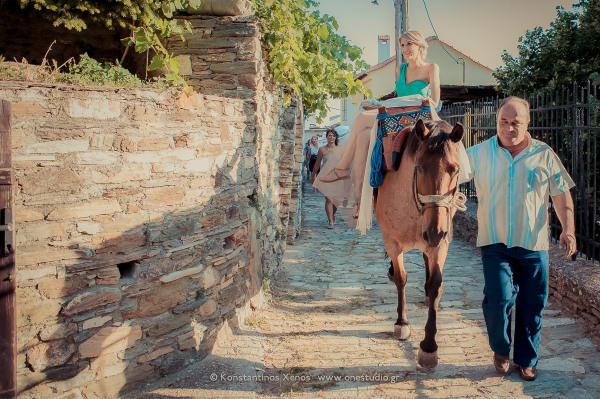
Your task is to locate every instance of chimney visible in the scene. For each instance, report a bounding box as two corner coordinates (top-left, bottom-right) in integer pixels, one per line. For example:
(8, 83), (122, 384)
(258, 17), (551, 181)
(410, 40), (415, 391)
(378, 35), (390, 64)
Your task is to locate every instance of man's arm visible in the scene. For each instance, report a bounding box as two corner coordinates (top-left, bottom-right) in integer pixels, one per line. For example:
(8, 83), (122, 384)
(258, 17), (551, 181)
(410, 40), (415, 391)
(552, 190), (577, 258)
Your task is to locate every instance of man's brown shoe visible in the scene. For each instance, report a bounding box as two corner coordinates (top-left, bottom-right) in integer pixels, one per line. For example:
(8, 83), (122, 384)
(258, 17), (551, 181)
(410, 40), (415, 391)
(519, 366), (538, 381)
(493, 353), (510, 373)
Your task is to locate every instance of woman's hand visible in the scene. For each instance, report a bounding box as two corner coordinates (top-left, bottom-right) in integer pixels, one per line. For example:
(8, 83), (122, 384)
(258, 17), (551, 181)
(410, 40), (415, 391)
(421, 96), (441, 112)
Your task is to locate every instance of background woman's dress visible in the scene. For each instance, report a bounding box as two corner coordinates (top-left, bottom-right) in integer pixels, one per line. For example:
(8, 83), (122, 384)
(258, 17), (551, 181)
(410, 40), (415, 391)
(312, 146), (352, 208)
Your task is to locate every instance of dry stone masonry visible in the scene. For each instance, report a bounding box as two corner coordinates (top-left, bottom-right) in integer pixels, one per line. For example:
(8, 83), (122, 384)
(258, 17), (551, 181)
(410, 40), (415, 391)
(3, 13), (305, 399)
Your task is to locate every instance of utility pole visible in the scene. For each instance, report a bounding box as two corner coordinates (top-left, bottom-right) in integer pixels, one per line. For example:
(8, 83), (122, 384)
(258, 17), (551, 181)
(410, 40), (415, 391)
(394, 0), (408, 66)
(457, 58), (466, 85)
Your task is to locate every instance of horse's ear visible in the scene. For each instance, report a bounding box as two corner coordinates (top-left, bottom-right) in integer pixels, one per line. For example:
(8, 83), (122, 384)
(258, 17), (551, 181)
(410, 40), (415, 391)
(450, 122), (464, 143)
(415, 119), (429, 141)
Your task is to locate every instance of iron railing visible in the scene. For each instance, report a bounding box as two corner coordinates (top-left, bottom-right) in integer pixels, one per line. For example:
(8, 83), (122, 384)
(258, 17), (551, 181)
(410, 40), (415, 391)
(440, 82), (600, 261)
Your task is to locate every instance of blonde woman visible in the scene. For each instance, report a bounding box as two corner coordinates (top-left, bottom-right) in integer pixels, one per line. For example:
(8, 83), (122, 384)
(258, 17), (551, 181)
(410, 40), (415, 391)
(317, 31), (441, 223)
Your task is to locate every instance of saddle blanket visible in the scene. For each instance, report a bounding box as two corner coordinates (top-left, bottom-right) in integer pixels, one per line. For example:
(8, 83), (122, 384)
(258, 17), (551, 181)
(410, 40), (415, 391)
(380, 108), (431, 171)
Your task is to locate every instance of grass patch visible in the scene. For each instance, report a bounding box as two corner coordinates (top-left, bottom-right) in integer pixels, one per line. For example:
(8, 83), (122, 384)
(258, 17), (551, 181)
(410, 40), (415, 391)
(245, 316), (267, 328)
(347, 297), (365, 309)
(262, 274), (271, 294)
(0, 52), (169, 89)
(271, 293), (294, 303)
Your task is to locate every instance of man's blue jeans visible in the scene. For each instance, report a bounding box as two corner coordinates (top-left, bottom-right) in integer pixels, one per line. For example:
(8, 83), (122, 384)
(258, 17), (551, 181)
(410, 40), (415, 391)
(480, 243), (549, 368)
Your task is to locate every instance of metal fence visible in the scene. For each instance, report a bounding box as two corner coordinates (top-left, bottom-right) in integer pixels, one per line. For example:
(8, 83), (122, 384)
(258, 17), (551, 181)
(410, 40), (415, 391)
(440, 82), (600, 261)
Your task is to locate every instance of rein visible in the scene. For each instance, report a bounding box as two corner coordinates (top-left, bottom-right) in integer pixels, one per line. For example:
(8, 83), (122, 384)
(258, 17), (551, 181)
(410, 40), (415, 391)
(412, 165), (467, 243)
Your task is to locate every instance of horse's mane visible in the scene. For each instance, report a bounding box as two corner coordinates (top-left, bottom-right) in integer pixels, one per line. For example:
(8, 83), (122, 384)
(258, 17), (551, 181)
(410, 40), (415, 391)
(405, 120), (455, 158)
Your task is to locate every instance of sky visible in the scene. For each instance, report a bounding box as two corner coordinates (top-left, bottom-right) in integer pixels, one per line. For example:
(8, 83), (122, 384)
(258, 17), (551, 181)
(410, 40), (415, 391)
(316, 0), (578, 70)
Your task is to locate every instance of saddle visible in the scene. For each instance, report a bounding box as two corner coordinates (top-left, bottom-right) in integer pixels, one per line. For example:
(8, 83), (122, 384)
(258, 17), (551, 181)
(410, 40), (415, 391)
(379, 106), (431, 172)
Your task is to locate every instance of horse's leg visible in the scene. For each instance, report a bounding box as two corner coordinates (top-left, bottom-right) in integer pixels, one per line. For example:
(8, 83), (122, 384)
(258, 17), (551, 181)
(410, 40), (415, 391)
(423, 254), (442, 309)
(391, 252), (411, 340)
(418, 247), (448, 368)
(423, 253), (430, 306)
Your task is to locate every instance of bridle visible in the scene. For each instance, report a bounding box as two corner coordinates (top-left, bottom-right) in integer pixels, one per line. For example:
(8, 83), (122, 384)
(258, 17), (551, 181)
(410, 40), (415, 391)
(412, 164), (467, 222)
(412, 165), (467, 214)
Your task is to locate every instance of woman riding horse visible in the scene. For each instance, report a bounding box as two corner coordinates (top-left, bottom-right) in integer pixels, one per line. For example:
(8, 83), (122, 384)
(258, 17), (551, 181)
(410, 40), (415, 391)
(314, 31), (441, 228)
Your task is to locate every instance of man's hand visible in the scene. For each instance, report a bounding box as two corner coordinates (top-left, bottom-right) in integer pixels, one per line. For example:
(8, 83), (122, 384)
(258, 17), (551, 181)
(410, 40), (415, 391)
(553, 191), (576, 259)
(559, 231), (577, 259)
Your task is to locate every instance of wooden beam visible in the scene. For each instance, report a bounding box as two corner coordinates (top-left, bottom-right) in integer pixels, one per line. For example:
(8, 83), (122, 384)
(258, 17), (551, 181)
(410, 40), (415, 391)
(0, 100), (16, 399)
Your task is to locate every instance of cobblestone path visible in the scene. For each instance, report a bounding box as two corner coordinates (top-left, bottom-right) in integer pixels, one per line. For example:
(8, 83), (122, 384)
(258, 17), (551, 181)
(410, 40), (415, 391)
(126, 183), (600, 398)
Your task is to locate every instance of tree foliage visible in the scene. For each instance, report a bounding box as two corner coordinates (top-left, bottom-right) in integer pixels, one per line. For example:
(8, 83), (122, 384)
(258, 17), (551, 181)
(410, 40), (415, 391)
(16, 0), (202, 89)
(253, 0), (369, 120)
(494, 0), (600, 94)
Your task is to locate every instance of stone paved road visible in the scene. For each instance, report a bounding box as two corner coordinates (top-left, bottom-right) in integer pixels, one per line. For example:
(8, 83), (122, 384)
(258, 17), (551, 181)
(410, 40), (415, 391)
(126, 182), (600, 398)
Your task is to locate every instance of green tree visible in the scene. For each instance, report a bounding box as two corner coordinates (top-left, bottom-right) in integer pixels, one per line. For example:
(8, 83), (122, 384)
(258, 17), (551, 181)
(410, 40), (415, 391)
(494, 0), (600, 94)
(253, 0), (369, 120)
(14, 0), (202, 88)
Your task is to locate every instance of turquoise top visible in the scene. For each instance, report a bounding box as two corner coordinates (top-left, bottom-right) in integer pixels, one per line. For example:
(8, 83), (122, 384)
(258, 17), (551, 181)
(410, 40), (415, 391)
(395, 63), (431, 98)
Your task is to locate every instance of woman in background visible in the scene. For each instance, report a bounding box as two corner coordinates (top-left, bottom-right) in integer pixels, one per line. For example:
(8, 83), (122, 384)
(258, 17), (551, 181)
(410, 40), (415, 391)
(303, 139), (311, 179)
(311, 128), (342, 228)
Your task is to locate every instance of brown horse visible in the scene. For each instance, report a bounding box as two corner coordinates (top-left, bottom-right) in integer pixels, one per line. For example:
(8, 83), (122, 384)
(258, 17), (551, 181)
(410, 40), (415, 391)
(375, 118), (466, 368)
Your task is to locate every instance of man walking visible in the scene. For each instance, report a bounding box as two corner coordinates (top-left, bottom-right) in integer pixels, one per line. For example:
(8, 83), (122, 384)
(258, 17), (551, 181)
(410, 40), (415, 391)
(465, 96), (577, 381)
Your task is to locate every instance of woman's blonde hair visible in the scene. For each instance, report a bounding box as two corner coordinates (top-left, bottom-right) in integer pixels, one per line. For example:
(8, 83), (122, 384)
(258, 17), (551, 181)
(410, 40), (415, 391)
(400, 31), (428, 61)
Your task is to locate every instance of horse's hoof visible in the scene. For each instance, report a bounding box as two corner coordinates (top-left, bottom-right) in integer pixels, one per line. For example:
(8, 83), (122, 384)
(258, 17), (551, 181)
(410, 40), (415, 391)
(417, 349), (438, 369)
(393, 324), (411, 340)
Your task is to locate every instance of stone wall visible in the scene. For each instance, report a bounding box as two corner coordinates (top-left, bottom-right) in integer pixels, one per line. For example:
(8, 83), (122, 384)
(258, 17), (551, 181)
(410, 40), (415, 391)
(3, 14), (305, 399)
(453, 199), (600, 333)
(165, 13), (306, 245)
(167, 15), (264, 99)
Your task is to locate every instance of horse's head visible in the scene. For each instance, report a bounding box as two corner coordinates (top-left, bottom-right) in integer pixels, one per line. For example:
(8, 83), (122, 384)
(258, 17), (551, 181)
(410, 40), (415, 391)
(408, 119), (464, 247)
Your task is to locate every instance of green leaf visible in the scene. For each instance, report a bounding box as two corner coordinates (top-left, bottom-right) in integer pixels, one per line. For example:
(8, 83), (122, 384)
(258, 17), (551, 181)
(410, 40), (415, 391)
(169, 57), (181, 74)
(133, 28), (152, 52)
(148, 55), (166, 71)
(120, 37), (133, 47)
(189, 0), (202, 9)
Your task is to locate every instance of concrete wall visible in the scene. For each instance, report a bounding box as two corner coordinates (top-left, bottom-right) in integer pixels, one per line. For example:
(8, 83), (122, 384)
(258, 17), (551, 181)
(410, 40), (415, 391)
(427, 39), (496, 86)
(5, 14), (305, 399)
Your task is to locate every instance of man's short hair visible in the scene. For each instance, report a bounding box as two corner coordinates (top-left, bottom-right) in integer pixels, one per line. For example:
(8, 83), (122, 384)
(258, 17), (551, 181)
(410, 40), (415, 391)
(497, 96), (530, 122)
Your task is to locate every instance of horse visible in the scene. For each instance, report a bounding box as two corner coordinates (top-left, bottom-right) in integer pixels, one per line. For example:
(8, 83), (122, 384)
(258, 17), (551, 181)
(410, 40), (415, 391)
(374, 117), (466, 369)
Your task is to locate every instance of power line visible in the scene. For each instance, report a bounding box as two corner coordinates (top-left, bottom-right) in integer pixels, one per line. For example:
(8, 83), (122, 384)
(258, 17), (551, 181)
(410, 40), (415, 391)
(421, 0), (462, 64)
